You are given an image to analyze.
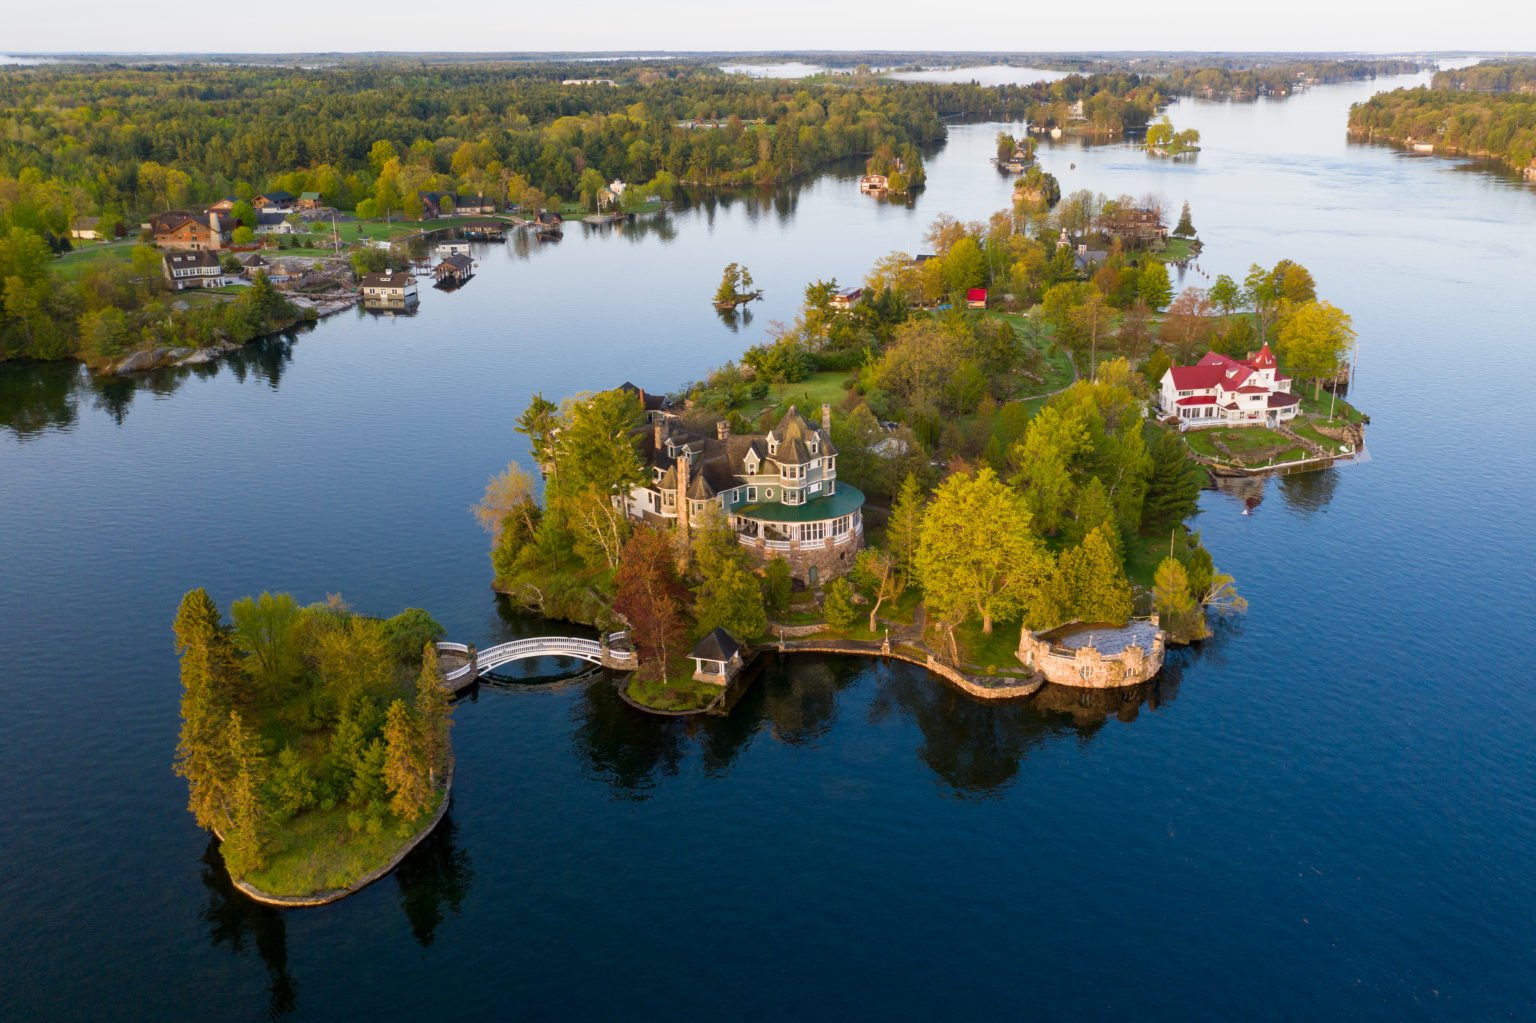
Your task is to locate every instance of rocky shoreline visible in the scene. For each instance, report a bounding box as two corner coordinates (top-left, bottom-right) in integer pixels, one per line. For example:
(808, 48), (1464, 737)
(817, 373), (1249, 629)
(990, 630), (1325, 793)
(102, 292), (359, 375)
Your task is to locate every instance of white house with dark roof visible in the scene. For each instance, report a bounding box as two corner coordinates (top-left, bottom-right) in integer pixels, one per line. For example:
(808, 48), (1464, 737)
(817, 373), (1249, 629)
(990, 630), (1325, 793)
(622, 399), (864, 583)
(1158, 344), (1300, 428)
(162, 250), (227, 291)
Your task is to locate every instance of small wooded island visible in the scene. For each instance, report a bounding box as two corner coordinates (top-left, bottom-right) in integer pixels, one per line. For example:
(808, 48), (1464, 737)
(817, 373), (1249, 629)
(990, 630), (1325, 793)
(173, 589), (454, 904)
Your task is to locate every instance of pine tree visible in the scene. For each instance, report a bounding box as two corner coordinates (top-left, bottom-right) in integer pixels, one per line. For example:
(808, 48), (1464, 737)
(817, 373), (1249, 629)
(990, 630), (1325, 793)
(383, 699), (433, 824)
(1141, 428), (1202, 533)
(1173, 201), (1196, 238)
(174, 588), (238, 832)
(886, 473), (926, 582)
(414, 642), (452, 789)
(694, 558), (767, 641)
(822, 577), (859, 631)
(1058, 525), (1133, 626)
(222, 710), (269, 877)
(714, 262), (741, 304)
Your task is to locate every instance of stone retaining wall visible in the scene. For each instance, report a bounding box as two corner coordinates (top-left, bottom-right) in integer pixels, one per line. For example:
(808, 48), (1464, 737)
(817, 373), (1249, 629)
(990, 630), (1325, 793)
(1017, 621), (1166, 689)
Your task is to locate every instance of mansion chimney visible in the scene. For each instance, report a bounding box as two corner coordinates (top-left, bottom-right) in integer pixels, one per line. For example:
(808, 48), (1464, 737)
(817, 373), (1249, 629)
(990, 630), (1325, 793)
(821, 404), (832, 431)
(654, 419), (664, 454)
(716, 420), (730, 441)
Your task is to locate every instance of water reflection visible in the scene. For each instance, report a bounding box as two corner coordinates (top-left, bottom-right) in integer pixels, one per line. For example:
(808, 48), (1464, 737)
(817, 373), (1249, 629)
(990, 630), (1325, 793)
(1276, 466), (1341, 514)
(198, 837), (297, 1019)
(563, 642), (1223, 801)
(0, 334), (303, 441)
(394, 811), (473, 947)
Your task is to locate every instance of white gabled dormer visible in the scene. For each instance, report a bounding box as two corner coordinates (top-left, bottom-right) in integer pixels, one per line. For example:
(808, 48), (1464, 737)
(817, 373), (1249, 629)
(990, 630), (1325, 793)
(744, 450), (758, 475)
(809, 435), (819, 455)
(766, 435), (778, 456)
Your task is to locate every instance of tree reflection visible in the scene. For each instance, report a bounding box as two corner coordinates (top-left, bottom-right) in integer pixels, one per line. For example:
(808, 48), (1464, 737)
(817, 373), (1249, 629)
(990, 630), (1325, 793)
(1277, 466), (1340, 514)
(871, 669), (1052, 796)
(0, 360), (81, 439)
(88, 372), (137, 426)
(571, 680), (687, 799)
(198, 836), (298, 1018)
(394, 811), (473, 947)
(756, 654), (860, 745)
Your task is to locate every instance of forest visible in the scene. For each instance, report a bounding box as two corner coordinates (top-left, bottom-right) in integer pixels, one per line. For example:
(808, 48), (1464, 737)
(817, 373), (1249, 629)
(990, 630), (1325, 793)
(1347, 60), (1536, 176)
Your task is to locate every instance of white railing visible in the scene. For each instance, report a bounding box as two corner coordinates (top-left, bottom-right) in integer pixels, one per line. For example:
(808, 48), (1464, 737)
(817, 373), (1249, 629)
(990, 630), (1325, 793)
(478, 637), (605, 672)
(435, 642), (470, 655)
(764, 539), (794, 551)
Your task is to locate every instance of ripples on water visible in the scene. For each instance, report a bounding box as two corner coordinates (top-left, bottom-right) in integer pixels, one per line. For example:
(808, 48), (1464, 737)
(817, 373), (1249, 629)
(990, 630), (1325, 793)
(3, 71), (1536, 1019)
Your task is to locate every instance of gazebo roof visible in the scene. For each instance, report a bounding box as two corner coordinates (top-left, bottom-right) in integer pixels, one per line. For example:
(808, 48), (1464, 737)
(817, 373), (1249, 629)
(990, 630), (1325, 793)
(689, 627), (741, 663)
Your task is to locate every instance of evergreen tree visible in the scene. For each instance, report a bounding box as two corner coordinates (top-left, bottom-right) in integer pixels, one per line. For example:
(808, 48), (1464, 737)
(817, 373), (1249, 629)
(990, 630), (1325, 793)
(1173, 201), (1196, 238)
(174, 588), (237, 832)
(1141, 428), (1202, 533)
(223, 710), (269, 877)
(1056, 525), (1134, 626)
(268, 745), (317, 824)
(714, 262), (741, 304)
(414, 642), (452, 789)
(383, 699), (433, 824)
(694, 557), (767, 641)
(822, 577), (859, 631)
(1067, 476), (1121, 554)
(885, 473), (927, 581)
(761, 557), (793, 614)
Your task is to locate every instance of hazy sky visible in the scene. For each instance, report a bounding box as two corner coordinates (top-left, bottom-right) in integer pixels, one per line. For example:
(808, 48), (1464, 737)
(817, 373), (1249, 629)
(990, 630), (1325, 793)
(7, 0), (1534, 55)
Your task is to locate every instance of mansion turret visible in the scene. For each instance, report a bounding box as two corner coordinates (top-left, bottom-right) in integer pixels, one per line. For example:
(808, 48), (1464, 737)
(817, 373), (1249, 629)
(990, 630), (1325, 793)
(621, 394), (864, 583)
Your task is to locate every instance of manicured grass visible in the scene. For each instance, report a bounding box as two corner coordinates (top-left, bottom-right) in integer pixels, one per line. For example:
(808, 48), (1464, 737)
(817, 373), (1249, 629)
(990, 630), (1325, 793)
(952, 617), (1026, 673)
(243, 789), (443, 896)
(762, 371), (855, 415)
(625, 674), (722, 712)
(1292, 422), (1349, 451)
(1182, 426), (1290, 459)
(52, 242), (136, 280)
(1153, 236), (1199, 262)
(1296, 388), (1364, 424)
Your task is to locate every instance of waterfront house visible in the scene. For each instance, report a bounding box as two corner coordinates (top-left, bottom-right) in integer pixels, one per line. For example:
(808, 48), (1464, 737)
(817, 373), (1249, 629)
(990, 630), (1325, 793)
(830, 287), (862, 310)
(454, 193), (497, 215)
(433, 253), (474, 287)
(859, 174), (888, 193)
(236, 252), (268, 277)
(435, 241), (471, 259)
(1158, 344), (1300, 428)
(162, 250), (226, 290)
(360, 269), (418, 300)
(623, 400), (865, 584)
(252, 191), (297, 211)
(966, 288), (988, 309)
(690, 627), (745, 685)
(70, 216), (101, 240)
(151, 210), (232, 251)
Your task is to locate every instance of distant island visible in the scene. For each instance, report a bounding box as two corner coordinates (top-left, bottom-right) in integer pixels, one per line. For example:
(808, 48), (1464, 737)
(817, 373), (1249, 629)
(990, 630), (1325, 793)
(1349, 60), (1536, 180)
(173, 589), (453, 904)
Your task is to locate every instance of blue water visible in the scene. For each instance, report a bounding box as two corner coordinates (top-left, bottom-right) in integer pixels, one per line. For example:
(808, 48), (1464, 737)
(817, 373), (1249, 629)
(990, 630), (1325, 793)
(2, 71), (1535, 1019)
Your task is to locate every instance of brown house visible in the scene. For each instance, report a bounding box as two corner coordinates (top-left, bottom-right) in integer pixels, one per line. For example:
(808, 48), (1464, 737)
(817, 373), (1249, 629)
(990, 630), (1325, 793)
(252, 191), (297, 211)
(151, 210), (232, 251)
(205, 196), (239, 214)
(162, 250), (226, 290)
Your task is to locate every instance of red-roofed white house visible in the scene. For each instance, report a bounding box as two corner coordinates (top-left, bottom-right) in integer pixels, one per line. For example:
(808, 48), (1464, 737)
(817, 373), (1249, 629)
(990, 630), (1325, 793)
(1158, 344), (1301, 428)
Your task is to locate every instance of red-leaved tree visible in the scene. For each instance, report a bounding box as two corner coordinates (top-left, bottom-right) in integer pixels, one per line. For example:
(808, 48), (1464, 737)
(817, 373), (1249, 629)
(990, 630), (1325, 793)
(613, 525), (689, 681)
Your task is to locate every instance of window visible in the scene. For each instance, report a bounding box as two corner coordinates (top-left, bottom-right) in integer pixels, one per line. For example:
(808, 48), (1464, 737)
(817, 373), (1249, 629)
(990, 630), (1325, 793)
(746, 486), (757, 502)
(784, 464), (797, 480)
(809, 482), (821, 494)
(764, 489), (774, 500)
(801, 521), (826, 542)
(833, 515), (851, 536)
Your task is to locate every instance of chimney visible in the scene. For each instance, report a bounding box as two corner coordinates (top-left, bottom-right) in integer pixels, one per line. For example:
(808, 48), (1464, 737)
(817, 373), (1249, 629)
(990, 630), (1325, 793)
(1078, 243), (1087, 255)
(210, 211), (221, 233)
(716, 420), (730, 441)
(821, 404), (831, 431)
(653, 419), (664, 453)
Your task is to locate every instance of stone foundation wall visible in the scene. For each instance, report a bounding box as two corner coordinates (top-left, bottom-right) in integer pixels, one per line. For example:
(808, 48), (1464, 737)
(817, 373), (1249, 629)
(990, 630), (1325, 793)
(742, 534), (861, 584)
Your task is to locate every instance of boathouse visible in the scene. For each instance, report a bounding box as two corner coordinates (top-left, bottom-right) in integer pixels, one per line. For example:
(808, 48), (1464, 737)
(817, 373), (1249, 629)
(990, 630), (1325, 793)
(433, 253), (473, 287)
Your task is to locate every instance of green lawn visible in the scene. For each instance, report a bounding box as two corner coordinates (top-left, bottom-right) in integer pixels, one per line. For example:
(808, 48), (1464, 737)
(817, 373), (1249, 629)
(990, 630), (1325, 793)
(1183, 426), (1291, 458)
(1296, 387), (1364, 424)
(762, 371), (855, 414)
(952, 618), (1026, 673)
(52, 241), (136, 280)
(243, 789), (444, 897)
(1153, 236), (1199, 262)
(625, 674), (722, 712)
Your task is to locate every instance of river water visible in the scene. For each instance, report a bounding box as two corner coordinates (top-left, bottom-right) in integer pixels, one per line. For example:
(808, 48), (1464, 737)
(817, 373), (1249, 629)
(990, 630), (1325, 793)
(3, 71), (1535, 1020)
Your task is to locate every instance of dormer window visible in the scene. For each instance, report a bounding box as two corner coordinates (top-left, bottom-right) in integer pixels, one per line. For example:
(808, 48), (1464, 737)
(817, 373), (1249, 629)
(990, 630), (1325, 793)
(767, 436), (778, 455)
(810, 438), (818, 454)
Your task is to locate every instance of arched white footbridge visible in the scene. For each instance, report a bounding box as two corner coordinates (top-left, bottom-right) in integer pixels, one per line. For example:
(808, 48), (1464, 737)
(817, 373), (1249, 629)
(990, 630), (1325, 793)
(436, 632), (637, 690)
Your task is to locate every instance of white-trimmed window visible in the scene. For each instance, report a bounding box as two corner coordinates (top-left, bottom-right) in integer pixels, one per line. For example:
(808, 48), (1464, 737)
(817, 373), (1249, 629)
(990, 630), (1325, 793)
(746, 486), (757, 502)
(833, 515), (851, 536)
(801, 521), (826, 542)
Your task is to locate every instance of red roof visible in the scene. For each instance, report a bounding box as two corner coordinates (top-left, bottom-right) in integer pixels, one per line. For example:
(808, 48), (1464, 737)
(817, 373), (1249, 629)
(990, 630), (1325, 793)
(1267, 393), (1300, 407)
(1252, 343), (1277, 369)
(1176, 395), (1217, 406)
(1235, 385), (1268, 394)
(1168, 364), (1225, 389)
(966, 288), (987, 301)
